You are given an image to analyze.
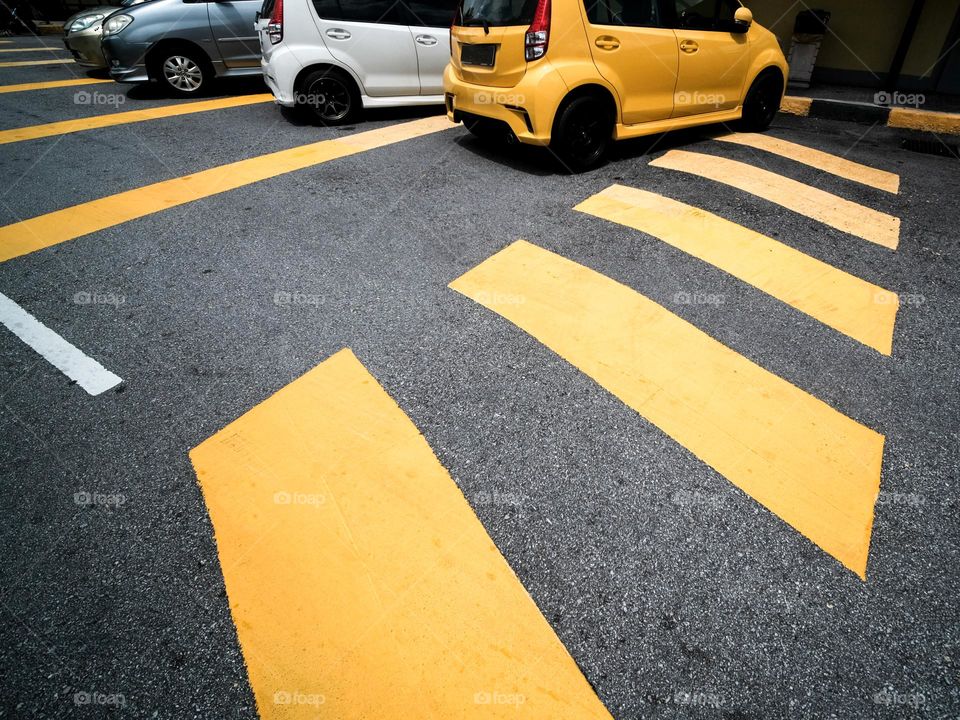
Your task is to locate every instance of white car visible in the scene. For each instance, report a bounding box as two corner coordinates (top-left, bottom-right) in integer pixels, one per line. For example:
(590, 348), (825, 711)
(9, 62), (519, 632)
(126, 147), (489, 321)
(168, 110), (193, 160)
(257, 0), (457, 124)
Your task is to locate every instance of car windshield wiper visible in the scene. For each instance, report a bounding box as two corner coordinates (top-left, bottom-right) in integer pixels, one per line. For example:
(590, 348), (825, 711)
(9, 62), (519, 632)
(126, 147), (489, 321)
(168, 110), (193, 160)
(461, 13), (490, 33)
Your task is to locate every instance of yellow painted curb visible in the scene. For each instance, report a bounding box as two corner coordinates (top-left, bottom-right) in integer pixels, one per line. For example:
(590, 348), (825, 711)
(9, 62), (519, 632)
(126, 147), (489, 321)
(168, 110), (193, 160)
(888, 107), (960, 135)
(779, 96), (812, 116)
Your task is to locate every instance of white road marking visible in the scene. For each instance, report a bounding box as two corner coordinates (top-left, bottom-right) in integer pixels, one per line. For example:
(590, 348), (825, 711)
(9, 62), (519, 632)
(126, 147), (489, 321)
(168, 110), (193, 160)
(0, 292), (122, 395)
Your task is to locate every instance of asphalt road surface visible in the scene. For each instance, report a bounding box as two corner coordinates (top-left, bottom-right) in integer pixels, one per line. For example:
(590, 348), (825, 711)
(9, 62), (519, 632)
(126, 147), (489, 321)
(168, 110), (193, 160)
(1, 35), (958, 720)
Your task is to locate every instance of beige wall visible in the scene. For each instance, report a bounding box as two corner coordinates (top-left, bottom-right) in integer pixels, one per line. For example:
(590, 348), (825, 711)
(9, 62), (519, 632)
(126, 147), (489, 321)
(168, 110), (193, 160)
(745, 0), (956, 80)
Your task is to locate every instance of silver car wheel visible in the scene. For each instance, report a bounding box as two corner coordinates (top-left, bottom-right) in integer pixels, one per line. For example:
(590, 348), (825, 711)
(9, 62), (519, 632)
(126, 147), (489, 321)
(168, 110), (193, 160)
(162, 55), (203, 92)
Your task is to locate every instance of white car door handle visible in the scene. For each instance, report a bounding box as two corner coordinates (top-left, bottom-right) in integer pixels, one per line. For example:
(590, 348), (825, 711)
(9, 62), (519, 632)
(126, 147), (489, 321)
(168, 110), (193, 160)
(326, 28), (351, 40)
(415, 35), (438, 46)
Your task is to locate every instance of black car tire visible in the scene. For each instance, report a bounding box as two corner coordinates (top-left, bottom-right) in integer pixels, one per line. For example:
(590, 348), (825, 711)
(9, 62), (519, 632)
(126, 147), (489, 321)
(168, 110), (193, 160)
(550, 95), (613, 173)
(296, 68), (361, 126)
(738, 69), (783, 132)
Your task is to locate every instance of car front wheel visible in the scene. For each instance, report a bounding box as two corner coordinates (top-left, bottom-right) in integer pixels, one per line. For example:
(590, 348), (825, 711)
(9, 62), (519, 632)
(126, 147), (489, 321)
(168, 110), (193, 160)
(153, 47), (210, 97)
(739, 70), (783, 131)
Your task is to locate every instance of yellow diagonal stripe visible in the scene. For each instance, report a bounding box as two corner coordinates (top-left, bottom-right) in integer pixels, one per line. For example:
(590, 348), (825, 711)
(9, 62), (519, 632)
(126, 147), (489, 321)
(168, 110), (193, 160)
(0, 115), (450, 263)
(450, 240), (884, 578)
(0, 58), (73, 68)
(0, 94), (274, 145)
(190, 348), (612, 720)
(649, 149), (901, 249)
(0, 47), (68, 53)
(715, 132), (900, 194)
(0, 77), (112, 94)
(575, 185), (899, 354)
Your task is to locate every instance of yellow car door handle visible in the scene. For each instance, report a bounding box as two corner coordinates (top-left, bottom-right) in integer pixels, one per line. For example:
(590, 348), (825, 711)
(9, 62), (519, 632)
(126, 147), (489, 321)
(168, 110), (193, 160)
(680, 39), (699, 53)
(595, 35), (620, 50)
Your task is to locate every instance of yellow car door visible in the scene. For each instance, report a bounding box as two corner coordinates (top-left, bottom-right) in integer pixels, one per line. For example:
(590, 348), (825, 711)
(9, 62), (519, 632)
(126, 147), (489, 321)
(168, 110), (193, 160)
(581, 0), (678, 125)
(667, 0), (752, 117)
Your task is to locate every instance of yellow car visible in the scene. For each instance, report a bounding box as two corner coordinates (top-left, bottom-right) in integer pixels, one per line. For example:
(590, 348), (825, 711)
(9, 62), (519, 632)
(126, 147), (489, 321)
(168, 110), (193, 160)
(444, 0), (788, 170)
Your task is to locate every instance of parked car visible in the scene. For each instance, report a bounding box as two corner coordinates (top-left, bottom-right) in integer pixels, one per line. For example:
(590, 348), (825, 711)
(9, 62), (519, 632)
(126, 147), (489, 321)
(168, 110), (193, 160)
(258, 0), (458, 124)
(101, 0), (263, 96)
(444, 0), (788, 170)
(63, 0), (153, 69)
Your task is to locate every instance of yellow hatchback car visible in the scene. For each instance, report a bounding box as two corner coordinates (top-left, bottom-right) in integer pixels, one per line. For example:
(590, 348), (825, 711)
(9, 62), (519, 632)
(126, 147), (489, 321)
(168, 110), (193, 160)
(444, 0), (788, 170)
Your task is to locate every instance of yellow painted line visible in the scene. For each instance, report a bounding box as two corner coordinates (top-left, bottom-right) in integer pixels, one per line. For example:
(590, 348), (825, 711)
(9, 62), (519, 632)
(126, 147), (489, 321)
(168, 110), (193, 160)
(0, 94), (274, 145)
(715, 132), (900, 194)
(0, 115), (450, 263)
(190, 348), (612, 720)
(0, 77), (112, 94)
(888, 106), (960, 135)
(0, 58), (74, 68)
(779, 96), (812, 116)
(450, 241), (884, 578)
(575, 185), (899, 355)
(649, 150), (900, 249)
(0, 47), (69, 53)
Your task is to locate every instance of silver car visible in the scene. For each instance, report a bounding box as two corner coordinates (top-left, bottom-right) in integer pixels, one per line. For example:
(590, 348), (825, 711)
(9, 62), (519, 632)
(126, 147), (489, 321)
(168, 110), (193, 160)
(63, 0), (153, 69)
(101, 0), (262, 96)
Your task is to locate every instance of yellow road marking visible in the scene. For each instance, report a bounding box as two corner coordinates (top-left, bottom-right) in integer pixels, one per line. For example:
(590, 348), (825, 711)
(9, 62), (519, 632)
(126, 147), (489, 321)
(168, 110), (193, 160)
(190, 348), (612, 720)
(0, 47), (68, 53)
(649, 149), (901, 249)
(0, 115), (450, 263)
(450, 240), (884, 578)
(888, 106), (960, 135)
(575, 185), (899, 354)
(0, 58), (74, 68)
(715, 132), (900, 194)
(0, 77), (112, 94)
(0, 94), (274, 145)
(779, 96), (812, 116)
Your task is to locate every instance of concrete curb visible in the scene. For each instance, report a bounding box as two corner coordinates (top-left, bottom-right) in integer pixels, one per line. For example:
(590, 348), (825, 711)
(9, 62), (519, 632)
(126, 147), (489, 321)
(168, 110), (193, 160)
(779, 95), (960, 136)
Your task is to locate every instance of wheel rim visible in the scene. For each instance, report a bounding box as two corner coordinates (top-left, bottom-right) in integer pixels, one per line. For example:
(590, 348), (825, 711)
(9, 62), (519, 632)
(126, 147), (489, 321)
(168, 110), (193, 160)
(162, 55), (203, 92)
(565, 106), (606, 165)
(306, 77), (351, 122)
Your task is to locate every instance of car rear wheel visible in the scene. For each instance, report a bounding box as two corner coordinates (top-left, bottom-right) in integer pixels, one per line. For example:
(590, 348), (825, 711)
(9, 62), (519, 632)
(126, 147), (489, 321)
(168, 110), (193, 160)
(153, 46), (210, 97)
(297, 68), (360, 126)
(739, 70), (783, 131)
(550, 95), (613, 173)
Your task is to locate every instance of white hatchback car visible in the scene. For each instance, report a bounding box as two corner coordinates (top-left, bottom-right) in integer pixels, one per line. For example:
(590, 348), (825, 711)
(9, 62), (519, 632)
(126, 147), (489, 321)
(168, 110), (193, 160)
(258, 0), (457, 124)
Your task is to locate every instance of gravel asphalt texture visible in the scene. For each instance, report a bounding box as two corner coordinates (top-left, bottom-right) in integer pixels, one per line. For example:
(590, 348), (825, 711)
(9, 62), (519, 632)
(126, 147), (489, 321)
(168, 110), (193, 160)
(1, 35), (958, 719)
